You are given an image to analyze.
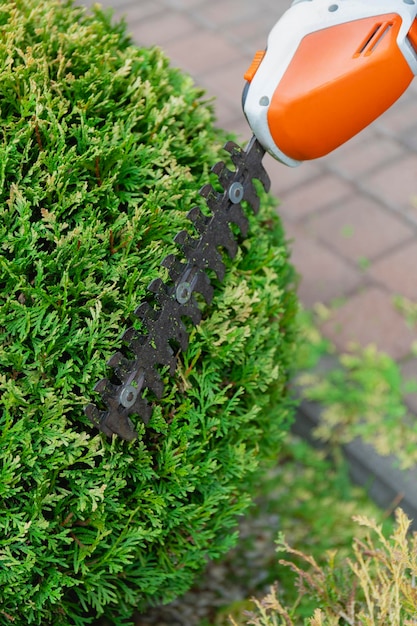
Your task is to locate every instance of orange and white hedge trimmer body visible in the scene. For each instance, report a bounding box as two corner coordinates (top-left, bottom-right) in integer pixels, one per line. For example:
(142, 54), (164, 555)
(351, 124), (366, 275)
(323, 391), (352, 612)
(243, 0), (417, 166)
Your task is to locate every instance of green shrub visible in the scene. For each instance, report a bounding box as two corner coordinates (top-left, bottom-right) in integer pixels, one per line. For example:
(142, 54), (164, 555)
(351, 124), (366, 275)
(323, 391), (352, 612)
(0, 1), (297, 623)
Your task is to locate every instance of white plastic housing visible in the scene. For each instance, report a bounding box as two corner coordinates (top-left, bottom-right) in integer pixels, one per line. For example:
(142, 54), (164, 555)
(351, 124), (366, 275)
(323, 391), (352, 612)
(243, 0), (417, 166)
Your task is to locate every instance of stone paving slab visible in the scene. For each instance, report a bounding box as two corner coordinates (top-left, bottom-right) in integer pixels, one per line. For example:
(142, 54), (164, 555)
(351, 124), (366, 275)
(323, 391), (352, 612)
(320, 286), (417, 360)
(285, 221), (365, 308)
(80, 0), (417, 366)
(305, 195), (415, 264)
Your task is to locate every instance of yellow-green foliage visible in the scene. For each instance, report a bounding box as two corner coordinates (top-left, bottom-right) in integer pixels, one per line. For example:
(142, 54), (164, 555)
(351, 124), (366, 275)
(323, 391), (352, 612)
(231, 509), (417, 626)
(296, 308), (417, 469)
(0, 1), (297, 624)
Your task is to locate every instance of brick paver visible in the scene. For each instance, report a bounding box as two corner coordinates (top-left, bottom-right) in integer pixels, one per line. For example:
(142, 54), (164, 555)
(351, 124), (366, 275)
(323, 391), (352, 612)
(364, 154), (417, 218)
(278, 174), (354, 221)
(81, 0), (417, 371)
(162, 31), (242, 74)
(320, 287), (417, 361)
(130, 12), (196, 46)
(285, 222), (365, 308)
(368, 242), (417, 301)
(305, 196), (414, 263)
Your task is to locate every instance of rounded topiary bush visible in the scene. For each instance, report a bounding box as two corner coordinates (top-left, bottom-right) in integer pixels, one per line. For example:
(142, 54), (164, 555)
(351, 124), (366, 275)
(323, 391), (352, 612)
(0, 1), (297, 624)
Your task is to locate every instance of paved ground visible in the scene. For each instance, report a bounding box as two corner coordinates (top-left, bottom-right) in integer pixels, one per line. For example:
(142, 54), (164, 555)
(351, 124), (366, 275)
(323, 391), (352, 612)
(83, 0), (417, 394)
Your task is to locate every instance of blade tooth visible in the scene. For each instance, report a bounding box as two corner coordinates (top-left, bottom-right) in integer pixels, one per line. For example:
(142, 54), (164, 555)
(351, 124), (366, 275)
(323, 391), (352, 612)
(187, 206), (210, 235)
(243, 175), (266, 213)
(154, 305), (188, 354)
(99, 401), (138, 440)
(203, 221), (238, 259)
(158, 348), (177, 374)
(92, 410), (116, 438)
(135, 301), (151, 319)
(131, 336), (157, 367)
(204, 248), (225, 281)
(106, 351), (134, 382)
(131, 396), (153, 425)
(228, 204), (249, 237)
(263, 175), (271, 193)
(223, 139), (241, 155)
(161, 252), (178, 272)
(121, 326), (137, 343)
(93, 378), (113, 394)
(211, 160), (225, 175)
(210, 161), (228, 185)
(115, 417), (137, 441)
(187, 205), (202, 221)
(180, 297), (203, 325)
(194, 272), (214, 305)
(253, 165), (270, 193)
(174, 230), (200, 254)
(161, 252), (176, 269)
(199, 184), (227, 213)
(135, 301), (159, 326)
(211, 160), (234, 191)
(123, 329), (148, 357)
(84, 403), (101, 427)
(170, 323), (189, 353)
(174, 229), (191, 247)
(161, 253), (187, 283)
(199, 183), (217, 202)
(144, 368), (164, 399)
(224, 235), (238, 259)
(203, 188), (228, 214)
(244, 138), (270, 191)
(174, 230), (188, 244)
(106, 350), (127, 368)
(150, 283), (176, 315)
(179, 331), (189, 353)
(223, 140), (244, 167)
(148, 277), (165, 295)
(127, 336), (149, 360)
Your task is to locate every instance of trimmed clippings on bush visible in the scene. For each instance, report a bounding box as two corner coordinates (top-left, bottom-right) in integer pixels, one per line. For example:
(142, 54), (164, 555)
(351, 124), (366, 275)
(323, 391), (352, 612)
(0, 1), (297, 624)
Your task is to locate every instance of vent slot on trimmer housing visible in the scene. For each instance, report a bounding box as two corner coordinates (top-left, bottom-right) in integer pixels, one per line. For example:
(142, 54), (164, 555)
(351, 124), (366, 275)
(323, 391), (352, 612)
(356, 21), (394, 56)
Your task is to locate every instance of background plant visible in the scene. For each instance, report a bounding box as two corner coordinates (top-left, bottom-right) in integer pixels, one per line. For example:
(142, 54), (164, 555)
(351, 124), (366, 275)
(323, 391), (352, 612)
(197, 433), (393, 626)
(230, 508), (417, 626)
(295, 307), (417, 469)
(0, 1), (297, 623)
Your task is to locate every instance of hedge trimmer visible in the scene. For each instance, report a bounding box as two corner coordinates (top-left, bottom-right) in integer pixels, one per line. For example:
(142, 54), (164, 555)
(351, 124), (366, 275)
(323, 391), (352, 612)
(86, 0), (417, 440)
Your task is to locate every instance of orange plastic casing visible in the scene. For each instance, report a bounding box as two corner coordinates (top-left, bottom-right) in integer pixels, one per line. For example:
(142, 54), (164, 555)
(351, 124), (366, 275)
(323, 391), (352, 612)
(267, 14), (414, 161)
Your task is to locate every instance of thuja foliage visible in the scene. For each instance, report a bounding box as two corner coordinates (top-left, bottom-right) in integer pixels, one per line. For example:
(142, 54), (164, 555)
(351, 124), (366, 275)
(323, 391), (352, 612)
(0, 0), (297, 623)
